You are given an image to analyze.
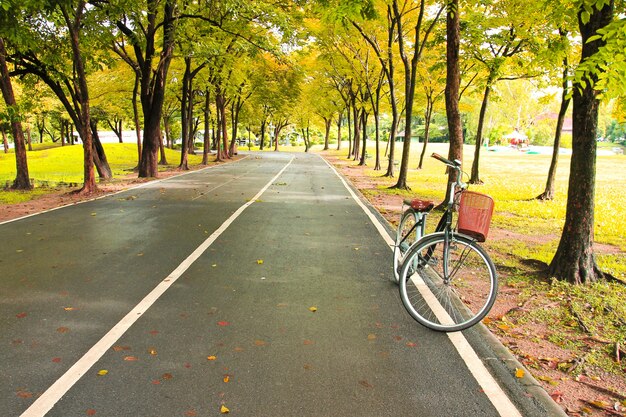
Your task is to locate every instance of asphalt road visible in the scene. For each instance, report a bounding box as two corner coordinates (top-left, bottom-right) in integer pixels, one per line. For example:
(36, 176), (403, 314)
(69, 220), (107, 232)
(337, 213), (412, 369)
(1, 152), (562, 417)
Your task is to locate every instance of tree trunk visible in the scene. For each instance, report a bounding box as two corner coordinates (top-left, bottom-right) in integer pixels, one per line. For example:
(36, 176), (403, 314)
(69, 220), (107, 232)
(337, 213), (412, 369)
(537, 60), (570, 201)
(444, 0), (464, 197)
(0, 37), (31, 189)
(218, 94), (229, 160)
(359, 110), (368, 166)
(132, 72), (142, 168)
(469, 82), (492, 184)
(163, 116), (172, 149)
(61, 120), (66, 147)
(418, 97), (433, 169)
(548, 1), (613, 284)
(214, 104), (222, 159)
(202, 88), (211, 165)
(2, 130), (8, 154)
(346, 106), (352, 158)
(27, 126), (32, 151)
(116, 119), (123, 143)
(158, 128), (168, 165)
(61, 2), (96, 193)
(323, 117), (331, 150)
(179, 57), (192, 170)
(259, 120), (266, 151)
(352, 103), (360, 161)
(135, 0), (176, 178)
(336, 111), (342, 151)
(89, 119), (113, 180)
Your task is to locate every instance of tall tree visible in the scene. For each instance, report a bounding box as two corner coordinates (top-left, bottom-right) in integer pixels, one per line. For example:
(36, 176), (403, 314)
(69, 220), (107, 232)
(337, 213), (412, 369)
(112, 0), (177, 178)
(444, 0), (463, 193)
(464, 0), (542, 184)
(0, 37), (30, 190)
(391, 0), (444, 189)
(351, 4), (401, 177)
(548, 0), (614, 284)
(536, 29), (574, 200)
(2, 0), (115, 191)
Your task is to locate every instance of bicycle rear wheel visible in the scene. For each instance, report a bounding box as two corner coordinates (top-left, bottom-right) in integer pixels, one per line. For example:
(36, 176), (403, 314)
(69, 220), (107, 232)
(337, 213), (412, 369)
(393, 209), (421, 283)
(399, 233), (497, 332)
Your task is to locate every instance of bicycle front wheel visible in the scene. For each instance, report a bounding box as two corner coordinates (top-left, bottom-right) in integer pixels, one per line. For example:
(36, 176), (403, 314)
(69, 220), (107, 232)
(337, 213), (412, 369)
(399, 233), (497, 332)
(393, 209), (421, 283)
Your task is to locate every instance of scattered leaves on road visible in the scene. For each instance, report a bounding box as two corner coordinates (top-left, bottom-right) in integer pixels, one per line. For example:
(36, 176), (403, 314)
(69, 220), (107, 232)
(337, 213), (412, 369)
(112, 345), (131, 352)
(16, 390), (33, 398)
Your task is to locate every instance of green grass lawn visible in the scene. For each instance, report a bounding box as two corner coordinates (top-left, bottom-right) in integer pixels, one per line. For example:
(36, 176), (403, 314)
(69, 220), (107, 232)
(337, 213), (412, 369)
(1, 143), (208, 185)
(0, 143), (207, 203)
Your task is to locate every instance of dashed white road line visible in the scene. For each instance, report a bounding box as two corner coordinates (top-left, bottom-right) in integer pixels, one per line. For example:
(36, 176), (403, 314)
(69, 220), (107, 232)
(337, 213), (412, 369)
(19, 155), (293, 417)
(320, 154), (523, 417)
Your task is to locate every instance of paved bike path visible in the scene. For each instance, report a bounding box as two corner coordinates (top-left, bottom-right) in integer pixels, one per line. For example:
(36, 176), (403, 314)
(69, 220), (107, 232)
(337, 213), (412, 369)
(1, 152), (559, 416)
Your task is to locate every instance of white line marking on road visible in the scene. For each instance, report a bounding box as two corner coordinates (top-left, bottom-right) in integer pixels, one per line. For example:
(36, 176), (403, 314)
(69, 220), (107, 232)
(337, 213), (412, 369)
(320, 154), (522, 417)
(19, 154), (293, 417)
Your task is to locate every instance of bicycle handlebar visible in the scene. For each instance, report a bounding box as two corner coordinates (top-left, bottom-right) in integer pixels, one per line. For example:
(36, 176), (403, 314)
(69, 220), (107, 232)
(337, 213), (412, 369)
(431, 153), (466, 190)
(431, 153), (461, 168)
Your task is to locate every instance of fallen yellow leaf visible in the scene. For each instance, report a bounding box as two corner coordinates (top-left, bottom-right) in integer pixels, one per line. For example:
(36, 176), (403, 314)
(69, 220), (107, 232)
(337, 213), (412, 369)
(515, 368), (525, 378)
(207, 355), (217, 361)
(97, 369), (108, 376)
(308, 306), (317, 312)
(223, 375), (230, 383)
(256, 259), (264, 265)
(220, 405), (230, 414)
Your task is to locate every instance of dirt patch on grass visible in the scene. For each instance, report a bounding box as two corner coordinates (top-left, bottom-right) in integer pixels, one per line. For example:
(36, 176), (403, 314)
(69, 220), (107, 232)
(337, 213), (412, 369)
(323, 152), (626, 417)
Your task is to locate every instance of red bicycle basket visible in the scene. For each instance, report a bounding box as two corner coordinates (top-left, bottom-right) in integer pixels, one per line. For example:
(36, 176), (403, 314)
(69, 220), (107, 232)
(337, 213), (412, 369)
(457, 191), (494, 242)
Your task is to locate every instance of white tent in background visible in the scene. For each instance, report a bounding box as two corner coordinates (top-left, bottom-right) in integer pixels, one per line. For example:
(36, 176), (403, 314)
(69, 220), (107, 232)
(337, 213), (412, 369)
(504, 130), (528, 146)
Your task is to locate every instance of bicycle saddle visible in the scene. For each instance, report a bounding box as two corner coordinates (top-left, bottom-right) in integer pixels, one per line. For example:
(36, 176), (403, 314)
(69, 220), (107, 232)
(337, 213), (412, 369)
(403, 199), (435, 212)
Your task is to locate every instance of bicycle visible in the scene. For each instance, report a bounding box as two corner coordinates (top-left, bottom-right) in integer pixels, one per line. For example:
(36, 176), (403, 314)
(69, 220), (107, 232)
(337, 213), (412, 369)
(394, 153), (497, 332)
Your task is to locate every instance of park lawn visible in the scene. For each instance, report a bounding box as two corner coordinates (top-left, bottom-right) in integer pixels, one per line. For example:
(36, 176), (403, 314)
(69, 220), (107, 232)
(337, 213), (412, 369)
(0, 143), (205, 184)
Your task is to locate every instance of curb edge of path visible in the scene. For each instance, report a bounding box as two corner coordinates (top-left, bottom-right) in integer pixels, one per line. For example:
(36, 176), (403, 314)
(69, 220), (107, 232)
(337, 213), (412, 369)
(319, 153), (568, 417)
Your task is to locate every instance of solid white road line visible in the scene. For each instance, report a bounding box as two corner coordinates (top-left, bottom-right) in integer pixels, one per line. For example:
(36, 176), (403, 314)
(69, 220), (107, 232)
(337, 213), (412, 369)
(19, 155), (293, 417)
(320, 154), (523, 417)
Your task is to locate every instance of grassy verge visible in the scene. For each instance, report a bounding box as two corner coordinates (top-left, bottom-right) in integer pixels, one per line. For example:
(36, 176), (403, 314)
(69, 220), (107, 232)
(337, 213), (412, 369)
(0, 143), (208, 200)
